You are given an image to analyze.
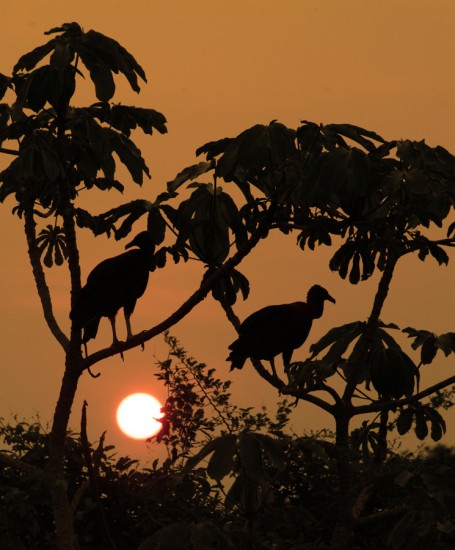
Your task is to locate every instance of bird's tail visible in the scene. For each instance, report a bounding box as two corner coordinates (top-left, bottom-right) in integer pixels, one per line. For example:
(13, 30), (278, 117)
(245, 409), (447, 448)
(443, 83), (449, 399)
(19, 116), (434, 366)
(70, 288), (100, 344)
(82, 317), (101, 344)
(227, 341), (247, 371)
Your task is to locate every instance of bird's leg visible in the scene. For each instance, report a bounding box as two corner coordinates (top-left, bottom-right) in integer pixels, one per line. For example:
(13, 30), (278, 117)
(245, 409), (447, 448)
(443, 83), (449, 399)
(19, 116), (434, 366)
(125, 312), (134, 341)
(125, 311), (145, 350)
(109, 317), (124, 360)
(109, 316), (119, 345)
(283, 351), (293, 382)
(269, 357), (278, 378)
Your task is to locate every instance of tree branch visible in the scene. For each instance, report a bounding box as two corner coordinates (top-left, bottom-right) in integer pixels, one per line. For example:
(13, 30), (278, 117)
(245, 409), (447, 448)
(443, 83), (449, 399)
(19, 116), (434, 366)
(352, 375), (455, 416)
(0, 146), (19, 156)
(279, 384), (336, 413)
(82, 205), (277, 371)
(61, 199), (82, 312)
(23, 204), (69, 351)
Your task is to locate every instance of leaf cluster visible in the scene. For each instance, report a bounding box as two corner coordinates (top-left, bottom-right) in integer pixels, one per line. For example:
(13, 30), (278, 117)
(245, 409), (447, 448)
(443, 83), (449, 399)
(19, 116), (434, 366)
(0, 23), (166, 215)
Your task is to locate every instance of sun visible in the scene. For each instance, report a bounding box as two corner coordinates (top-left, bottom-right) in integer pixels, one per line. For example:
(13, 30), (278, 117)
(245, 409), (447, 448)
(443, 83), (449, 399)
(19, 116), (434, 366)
(116, 393), (164, 439)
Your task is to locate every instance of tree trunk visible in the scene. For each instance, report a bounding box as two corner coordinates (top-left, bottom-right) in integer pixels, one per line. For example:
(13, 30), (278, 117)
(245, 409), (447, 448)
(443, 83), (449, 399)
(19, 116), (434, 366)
(329, 412), (353, 550)
(46, 348), (82, 550)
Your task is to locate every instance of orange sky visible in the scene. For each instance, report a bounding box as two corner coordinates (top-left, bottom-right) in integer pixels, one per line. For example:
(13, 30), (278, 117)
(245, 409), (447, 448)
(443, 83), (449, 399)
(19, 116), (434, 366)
(1, 1), (455, 460)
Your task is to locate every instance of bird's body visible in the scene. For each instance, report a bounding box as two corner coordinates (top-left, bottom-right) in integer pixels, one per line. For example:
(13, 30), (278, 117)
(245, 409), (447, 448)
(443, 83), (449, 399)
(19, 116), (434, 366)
(70, 231), (155, 347)
(227, 285), (335, 376)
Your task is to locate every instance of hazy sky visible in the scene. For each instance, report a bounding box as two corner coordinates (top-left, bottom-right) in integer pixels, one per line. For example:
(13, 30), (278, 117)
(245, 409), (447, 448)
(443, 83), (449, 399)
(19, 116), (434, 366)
(1, 1), (455, 460)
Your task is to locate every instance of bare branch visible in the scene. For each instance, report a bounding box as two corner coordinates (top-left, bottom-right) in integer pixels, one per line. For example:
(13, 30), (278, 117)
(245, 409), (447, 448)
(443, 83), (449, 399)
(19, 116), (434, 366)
(279, 384), (336, 413)
(352, 375), (455, 416)
(0, 146), (19, 156)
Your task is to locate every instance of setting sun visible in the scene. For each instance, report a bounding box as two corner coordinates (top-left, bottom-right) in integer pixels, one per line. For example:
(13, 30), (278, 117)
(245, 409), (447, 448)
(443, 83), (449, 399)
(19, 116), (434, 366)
(116, 393), (164, 440)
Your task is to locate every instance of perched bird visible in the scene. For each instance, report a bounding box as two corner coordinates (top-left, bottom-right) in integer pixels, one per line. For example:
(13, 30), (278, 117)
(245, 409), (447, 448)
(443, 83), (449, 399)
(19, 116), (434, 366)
(227, 285), (335, 377)
(70, 231), (155, 349)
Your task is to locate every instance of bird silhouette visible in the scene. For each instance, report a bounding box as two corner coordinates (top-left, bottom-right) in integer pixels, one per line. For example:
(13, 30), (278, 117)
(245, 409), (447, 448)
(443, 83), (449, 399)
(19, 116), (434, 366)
(227, 285), (335, 377)
(70, 231), (155, 350)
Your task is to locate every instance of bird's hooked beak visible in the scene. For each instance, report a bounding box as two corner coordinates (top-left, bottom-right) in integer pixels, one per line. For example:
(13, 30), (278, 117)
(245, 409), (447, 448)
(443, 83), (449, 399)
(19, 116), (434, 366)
(124, 238), (136, 250)
(326, 293), (336, 304)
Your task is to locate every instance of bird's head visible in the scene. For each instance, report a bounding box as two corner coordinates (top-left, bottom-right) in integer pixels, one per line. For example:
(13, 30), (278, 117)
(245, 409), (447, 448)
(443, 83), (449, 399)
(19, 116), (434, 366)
(125, 231), (156, 253)
(307, 285), (336, 305)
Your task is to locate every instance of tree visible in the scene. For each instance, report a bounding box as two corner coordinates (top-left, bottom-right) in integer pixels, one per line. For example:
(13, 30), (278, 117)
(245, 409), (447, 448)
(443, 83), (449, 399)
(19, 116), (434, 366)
(1, 22), (455, 549)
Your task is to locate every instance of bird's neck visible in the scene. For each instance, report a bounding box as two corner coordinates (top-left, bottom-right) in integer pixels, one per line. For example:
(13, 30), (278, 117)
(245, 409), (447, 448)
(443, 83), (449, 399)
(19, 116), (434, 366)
(308, 300), (325, 319)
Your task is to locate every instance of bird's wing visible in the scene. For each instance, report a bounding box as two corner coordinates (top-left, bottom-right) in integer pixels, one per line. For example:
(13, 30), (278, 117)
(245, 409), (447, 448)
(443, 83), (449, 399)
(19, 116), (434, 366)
(240, 303), (305, 336)
(72, 250), (149, 323)
(85, 252), (134, 286)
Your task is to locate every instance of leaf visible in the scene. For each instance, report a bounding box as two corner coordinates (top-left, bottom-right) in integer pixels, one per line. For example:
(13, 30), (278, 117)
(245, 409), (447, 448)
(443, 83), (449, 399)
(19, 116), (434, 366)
(88, 62), (115, 102)
(318, 147), (350, 195)
(94, 178), (124, 193)
(421, 336), (438, 364)
(184, 439), (220, 473)
(238, 432), (266, 483)
(414, 411), (429, 440)
(206, 434), (237, 481)
(430, 418), (443, 442)
(253, 433), (287, 472)
(80, 30), (146, 93)
(108, 105), (167, 136)
(214, 121), (295, 186)
(370, 346), (389, 396)
(13, 39), (56, 73)
(225, 473), (243, 512)
(147, 208), (166, 245)
(375, 327), (402, 351)
(396, 408), (414, 436)
(329, 242), (356, 280)
(325, 123), (386, 152)
(436, 333), (455, 356)
(309, 321), (364, 357)
(0, 74), (11, 101)
(109, 131), (150, 184)
(349, 251), (361, 284)
(428, 243), (449, 266)
(425, 407), (446, 442)
(167, 161), (213, 193)
(114, 210), (145, 239)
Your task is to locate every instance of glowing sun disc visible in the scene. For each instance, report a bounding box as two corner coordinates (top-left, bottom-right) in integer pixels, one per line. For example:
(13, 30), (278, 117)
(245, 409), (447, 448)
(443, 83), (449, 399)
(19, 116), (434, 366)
(116, 393), (163, 439)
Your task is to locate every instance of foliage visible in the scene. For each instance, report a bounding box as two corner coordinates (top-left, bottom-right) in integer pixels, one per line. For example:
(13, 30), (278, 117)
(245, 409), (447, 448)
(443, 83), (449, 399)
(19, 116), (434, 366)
(1, 336), (455, 549)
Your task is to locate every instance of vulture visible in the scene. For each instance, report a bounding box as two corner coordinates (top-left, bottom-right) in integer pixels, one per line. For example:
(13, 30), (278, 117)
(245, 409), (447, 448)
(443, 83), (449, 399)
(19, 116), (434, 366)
(227, 284), (335, 376)
(70, 231), (155, 349)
